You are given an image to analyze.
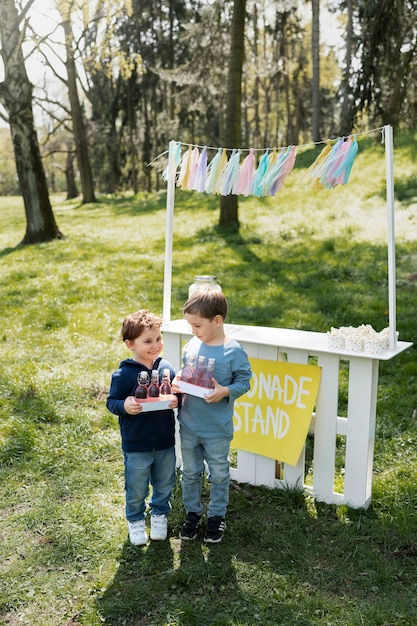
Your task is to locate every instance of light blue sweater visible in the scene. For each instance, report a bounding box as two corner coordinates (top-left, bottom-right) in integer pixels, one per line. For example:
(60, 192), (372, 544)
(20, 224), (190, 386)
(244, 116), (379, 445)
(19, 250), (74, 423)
(179, 336), (252, 439)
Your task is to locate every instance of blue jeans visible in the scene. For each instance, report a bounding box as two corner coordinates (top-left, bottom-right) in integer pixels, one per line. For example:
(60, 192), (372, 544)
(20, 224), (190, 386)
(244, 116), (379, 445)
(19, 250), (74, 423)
(180, 426), (231, 518)
(123, 447), (176, 522)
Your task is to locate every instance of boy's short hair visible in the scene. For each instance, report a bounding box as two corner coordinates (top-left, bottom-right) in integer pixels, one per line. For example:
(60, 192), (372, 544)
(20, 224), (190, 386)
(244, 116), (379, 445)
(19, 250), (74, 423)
(121, 309), (162, 342)
(183, 287), (228, 320)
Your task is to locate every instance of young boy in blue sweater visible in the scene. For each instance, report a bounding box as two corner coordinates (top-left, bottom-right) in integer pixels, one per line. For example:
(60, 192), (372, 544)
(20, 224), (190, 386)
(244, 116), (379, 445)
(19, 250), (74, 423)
(173, 288), (252, 543)
(106, 310), (178, 546)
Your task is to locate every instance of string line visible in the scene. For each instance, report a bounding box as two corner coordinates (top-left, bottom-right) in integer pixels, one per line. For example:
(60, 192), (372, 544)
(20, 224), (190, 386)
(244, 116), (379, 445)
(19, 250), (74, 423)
(148, 126), (385, 167)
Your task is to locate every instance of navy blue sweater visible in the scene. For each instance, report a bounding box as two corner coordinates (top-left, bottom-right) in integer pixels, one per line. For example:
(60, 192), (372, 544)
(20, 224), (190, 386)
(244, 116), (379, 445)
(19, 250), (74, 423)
(106, 357), (176, 453)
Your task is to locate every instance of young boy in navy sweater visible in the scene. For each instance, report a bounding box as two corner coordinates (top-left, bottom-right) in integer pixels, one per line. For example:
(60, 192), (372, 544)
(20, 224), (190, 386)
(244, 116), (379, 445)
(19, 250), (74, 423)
(107, 310), (178, 546)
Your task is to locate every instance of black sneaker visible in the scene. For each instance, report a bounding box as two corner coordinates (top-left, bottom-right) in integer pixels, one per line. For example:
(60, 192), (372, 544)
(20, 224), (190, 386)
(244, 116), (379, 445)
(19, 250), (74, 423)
(204, 516), (226, 544)
(179, 512), (201, 540)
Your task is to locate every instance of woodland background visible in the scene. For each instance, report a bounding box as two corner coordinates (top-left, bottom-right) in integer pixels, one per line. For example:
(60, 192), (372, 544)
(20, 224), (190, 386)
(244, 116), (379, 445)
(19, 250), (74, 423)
(1, 0), (416, 218)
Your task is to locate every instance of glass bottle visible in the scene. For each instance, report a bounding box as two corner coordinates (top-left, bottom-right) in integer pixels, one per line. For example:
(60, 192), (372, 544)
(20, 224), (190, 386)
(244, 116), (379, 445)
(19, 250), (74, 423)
(147, 370), (160, 398)
(159, 368), (172, 396)
(188, 275), (222, 297)
(180, 354), (196, 383)
(191, 355), (206, 385)
(200, 357), (215, 389)
(135, 371), (150, 399)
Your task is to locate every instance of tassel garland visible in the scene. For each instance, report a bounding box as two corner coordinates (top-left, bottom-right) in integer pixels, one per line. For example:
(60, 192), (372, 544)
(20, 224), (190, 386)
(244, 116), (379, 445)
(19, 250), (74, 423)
(165, 136), (359, 197)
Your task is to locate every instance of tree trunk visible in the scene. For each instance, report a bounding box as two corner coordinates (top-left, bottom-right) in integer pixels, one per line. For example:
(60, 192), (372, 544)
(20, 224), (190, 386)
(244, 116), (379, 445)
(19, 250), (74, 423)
(65, 144), (78, 199)
(62, 18), (96, 204)
(219, 0), (247, 231)
(340, 0), (353, 132)
(311, 0), (320, 142)
(0, 0), (63, 244)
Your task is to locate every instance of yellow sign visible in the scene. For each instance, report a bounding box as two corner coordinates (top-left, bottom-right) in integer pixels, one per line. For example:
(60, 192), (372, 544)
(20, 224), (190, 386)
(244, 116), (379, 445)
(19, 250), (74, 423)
(232, 358), (322, 466)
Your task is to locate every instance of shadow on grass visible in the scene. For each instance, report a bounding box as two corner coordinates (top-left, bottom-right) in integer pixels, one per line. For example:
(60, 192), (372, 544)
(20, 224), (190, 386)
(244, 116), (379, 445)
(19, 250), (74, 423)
(97, 480), (417, 625)
(101, 189), (221, 218)
(171, 229), (398, 330)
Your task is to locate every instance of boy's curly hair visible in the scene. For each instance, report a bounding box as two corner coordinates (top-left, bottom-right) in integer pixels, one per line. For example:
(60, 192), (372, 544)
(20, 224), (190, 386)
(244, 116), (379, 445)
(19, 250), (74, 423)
(121, 309), (162, 342)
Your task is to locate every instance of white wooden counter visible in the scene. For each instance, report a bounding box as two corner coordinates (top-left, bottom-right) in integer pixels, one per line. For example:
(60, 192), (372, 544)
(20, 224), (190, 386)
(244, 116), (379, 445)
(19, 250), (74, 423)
(162, 319), (412, 509)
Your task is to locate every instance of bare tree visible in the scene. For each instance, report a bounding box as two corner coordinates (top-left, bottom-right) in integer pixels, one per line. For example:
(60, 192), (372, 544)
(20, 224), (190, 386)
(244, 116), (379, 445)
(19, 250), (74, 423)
(311, 0), (320, 141)
(62, 15), (95, 203)
(219, 0), (247, 231)
(339, 0), (354, 132)
(0, 0), (63, 244)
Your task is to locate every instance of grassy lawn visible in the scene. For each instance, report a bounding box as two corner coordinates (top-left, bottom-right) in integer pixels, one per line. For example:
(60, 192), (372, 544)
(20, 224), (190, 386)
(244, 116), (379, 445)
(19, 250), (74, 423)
(1, 129), (417, 625)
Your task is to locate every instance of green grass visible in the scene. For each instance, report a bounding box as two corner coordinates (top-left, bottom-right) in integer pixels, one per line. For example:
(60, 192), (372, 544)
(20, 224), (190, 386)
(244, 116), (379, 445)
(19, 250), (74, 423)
(1, 129), (417, 625)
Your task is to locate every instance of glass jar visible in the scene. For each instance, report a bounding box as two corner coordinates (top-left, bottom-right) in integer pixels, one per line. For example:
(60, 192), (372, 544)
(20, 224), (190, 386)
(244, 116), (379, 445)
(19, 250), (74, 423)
(188, 275), (222, 297)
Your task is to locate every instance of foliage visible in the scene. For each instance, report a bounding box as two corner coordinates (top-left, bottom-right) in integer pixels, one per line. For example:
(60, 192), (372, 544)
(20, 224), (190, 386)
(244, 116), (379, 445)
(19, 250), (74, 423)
(352, 0), (417, 128)
(1, 130), (417, 625)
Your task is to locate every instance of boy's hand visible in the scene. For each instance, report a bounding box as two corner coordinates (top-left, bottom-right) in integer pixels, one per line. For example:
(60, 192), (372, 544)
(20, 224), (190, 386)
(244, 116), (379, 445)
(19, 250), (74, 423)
(124, 396), (143, 415)
(204, 378), (229, 403)
(168, 395), (179, 409)
(171, 374), (181, 394)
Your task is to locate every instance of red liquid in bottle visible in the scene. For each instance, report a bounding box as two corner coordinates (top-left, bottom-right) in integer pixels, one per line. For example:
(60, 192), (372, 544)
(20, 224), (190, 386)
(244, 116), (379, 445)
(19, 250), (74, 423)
(135, 371), (149, 400)
(180, 354), (196, 383)
(147, 370), (160, 398)
(191, 356), (206, 385)
(200, 358), (215, 389)
(160, 369), (172, 396)
(135, 385), (148, 399)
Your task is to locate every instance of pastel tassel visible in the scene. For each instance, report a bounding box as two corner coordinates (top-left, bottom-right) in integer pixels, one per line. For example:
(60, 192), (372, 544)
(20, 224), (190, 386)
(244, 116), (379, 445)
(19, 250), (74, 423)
(263, 149), (279, 178)
(330, 135), (358, 186)
(232, 148), (256, 196)
(206, 148), (225, 193)
(221, 149), (241, 195)
(212, 149), (229, 194)
(303, 140), (333, 189)
(162, 141), (181, 182)
(251, 150), (270, 196)
(318, 138), (345, 188)
(176, 145), (193, 188)
(320, 137), (355, 188)
(182, 145), (200, 190)
(269, 145), (297, 195)
(260, 147), (287, 195)
(191, 146), (208, 192)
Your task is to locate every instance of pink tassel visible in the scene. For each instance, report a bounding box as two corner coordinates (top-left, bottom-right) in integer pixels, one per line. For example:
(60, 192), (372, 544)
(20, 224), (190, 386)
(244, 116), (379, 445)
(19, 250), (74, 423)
(332, 135), (358, 185)
(323, 136), (358, 187)
(232, 148), (256, 196)
(270, 145), (297, 194)
(318, 138), (345, 188)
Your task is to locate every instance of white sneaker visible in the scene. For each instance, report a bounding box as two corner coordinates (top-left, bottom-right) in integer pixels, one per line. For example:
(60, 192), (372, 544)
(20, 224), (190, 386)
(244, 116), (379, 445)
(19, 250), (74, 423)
(150, 514), (168, 541)
(128, 520), (148, 546)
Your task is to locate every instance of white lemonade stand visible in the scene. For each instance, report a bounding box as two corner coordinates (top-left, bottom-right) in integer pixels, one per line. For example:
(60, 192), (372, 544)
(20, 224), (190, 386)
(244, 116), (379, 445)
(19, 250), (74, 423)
(160, 125), (412, 509)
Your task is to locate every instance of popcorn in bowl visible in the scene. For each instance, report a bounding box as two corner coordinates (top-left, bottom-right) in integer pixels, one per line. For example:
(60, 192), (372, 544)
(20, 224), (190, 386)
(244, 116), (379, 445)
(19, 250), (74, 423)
(326, 324), (397, 354)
